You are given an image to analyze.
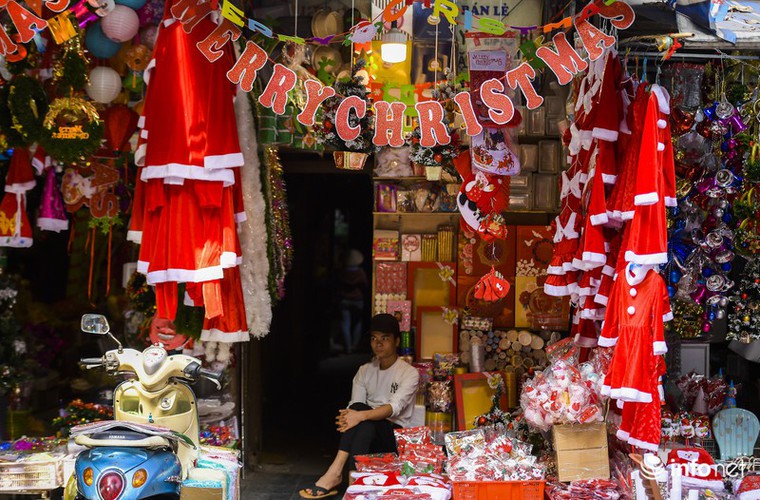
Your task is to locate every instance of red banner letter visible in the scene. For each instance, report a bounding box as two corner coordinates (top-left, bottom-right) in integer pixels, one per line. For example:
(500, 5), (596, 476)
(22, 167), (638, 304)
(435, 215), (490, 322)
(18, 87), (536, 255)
(480, 78), (514, 125)
(227, 41), (267, 92)
(196, 19), (241, 63)
(598, 1), (635, 30)
(453, 92), (483, 137)
(536, 32), (589, 86)
(373, 101), (406, 147)
(506, 62), (543, 110)
(336, 96), (367, 142)
(574, 18), (615, 61)
(415, 101), (451, 147)
(297, 80), (335, 127)
(258, 64), (297, 115)
(7, 1), (47, 43)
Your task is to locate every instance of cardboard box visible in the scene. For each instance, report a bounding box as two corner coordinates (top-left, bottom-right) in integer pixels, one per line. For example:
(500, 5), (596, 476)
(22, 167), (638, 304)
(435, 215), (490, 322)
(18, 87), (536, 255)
(180, 486), (224, 500)
(553, 422), (610, 482)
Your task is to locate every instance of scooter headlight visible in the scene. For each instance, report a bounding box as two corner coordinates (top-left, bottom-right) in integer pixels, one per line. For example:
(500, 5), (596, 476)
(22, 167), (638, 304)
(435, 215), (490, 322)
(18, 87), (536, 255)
(83, 467), (94, 486)
(132, 469), (147, 488)
(98, 471), (124, 500)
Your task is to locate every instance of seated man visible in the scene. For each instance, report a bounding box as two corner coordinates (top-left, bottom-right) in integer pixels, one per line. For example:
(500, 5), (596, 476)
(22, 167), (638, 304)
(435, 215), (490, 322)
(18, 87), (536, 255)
(299, 314), (419, 499)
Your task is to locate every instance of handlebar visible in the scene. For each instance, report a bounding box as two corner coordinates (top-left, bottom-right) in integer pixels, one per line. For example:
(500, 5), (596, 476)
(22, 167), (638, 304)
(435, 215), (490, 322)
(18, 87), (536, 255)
(79, 357), (104, 369)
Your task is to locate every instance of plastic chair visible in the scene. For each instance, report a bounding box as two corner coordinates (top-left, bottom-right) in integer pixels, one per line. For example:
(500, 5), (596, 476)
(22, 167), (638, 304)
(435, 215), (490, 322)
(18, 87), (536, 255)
(712, 408), (760, 460)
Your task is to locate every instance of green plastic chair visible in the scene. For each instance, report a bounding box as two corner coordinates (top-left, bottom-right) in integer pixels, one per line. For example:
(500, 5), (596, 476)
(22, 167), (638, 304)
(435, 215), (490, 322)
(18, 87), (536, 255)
(712, 408), (760, 460)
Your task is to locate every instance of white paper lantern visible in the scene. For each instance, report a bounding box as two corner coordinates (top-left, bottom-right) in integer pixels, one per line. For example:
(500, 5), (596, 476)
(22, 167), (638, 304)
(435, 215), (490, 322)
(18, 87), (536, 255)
(101, 5), (139, 43)
(86, 66), (122, 103)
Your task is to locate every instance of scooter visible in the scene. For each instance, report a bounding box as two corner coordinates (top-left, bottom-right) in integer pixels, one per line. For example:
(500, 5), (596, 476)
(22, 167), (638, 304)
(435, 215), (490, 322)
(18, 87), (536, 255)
(65, 314), (222, 500)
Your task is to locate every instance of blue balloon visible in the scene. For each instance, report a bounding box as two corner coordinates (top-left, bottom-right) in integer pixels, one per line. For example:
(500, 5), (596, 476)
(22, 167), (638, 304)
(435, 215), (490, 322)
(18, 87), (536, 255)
(85, 22), (121, 59)
(115, 0), (147, 9)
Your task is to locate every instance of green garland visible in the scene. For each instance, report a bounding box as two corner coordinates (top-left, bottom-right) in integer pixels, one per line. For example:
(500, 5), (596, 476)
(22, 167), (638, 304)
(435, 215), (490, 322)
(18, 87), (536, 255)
(52, 37), (89, 93)
(40, 97), (104, 164)
(0, 75), (49, 146)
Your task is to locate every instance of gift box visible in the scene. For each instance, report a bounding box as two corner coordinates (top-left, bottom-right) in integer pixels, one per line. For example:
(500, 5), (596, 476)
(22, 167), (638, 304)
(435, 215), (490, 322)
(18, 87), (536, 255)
(374, 230), (400, 261)
(552, 422), (610, 482)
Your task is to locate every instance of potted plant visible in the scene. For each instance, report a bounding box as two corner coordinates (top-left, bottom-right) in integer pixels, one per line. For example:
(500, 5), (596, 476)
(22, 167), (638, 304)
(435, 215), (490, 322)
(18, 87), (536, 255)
(315, 60), (377, 170)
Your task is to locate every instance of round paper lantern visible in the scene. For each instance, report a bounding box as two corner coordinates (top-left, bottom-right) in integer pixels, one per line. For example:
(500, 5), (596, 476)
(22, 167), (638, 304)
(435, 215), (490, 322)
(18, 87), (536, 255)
(86, 66), (122, 103)
(101, 5), (139, 43)
(85, 21), (121, 59)
(115, 0), (146, 9)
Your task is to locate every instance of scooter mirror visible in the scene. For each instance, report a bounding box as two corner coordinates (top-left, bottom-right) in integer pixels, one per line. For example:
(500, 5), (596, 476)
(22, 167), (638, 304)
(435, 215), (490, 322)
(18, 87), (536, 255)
(81, 314), (110, 335)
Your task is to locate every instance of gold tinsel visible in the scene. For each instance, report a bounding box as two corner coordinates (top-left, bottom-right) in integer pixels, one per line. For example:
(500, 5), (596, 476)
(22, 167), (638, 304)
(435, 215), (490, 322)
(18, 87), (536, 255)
(43, 97), (101, 130)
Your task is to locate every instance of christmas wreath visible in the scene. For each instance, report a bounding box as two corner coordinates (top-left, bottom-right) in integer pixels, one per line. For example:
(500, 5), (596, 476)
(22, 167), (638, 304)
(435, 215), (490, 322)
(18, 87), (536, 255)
(0, 75), (49, 146)
(40, 97), (104, 164)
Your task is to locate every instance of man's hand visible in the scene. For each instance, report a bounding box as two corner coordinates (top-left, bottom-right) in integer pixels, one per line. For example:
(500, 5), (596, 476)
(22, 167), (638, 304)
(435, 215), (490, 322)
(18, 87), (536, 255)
(336, 409), (365, 433)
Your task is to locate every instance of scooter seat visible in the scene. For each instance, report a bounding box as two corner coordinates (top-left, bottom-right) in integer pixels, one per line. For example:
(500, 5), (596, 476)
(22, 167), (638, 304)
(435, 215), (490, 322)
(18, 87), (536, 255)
(75, 429), (173, 449)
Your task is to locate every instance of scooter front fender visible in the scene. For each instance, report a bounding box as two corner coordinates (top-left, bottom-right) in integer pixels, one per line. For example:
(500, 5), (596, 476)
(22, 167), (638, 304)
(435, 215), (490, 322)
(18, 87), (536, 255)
(75, 446), (181, 500)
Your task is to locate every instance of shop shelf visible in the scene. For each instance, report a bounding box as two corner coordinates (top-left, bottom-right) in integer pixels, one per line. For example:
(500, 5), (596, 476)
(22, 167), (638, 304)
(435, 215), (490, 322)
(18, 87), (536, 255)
(452, 480), (545, 500)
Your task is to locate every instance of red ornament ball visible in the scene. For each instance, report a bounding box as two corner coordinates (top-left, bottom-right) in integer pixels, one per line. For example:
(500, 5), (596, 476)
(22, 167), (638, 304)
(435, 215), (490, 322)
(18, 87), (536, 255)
(477, 416), (488, 426)
(433, 153), (443, 163)
(324, 120), (333, 130)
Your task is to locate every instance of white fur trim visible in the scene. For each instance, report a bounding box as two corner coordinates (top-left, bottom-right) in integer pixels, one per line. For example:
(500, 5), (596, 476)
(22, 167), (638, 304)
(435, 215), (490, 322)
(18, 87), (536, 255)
(137, 116), (145, 128)
(601, 384), (654, 403)
(589, 212), (609, 226)
(135, 143), (147, 167)
(595, 294), (608, 306)
(634, 192), (659, 206)
(592, 127), (619, 142)
(544, 283), (570, 296)
(234, 84), (272, 339)
(204, 152), (244, 169)
(616, 429), (631, 441)
(220, 251), (239, 269)
(602, 265), (615, 277)
(144, 265), (225, 285)
(184, 292), (196, 307)
(653, 341), (668, 355)
(602, 173), (617, 185)
(140, 164), (236, 186)
(140, 129), (148, 139)
(37, 217), (69, 232)
(663, 311), (673, 322)
(234, 211), (247, 224)
(665, 196), (677, 207)
(628, 436), (659, 452)
(625, 250), (668, 265)
(201, 328), (250, 342)
(657, 119), (667, 129)
(581, 251), (607, 265)
(599, 335), (617, 347)
(4, 181), (36, 194)
(657, 142), (665, 152)
(547, 265), (566, 275)
(127, 230), (142, 244)
(0, 236), (32, 248)
(651, 84), (671, 115)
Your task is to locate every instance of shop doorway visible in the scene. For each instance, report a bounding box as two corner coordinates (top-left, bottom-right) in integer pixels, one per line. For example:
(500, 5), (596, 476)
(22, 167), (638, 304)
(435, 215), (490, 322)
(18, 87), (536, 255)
(255, 167), (373, 470)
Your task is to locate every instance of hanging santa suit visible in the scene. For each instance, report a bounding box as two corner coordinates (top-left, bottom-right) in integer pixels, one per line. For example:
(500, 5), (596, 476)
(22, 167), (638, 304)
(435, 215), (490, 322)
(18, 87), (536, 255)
(0, 148), (35, 248)
(128, 4), (248, 341)
(599, 264), (670, 451)
(624, 85), (673, 266)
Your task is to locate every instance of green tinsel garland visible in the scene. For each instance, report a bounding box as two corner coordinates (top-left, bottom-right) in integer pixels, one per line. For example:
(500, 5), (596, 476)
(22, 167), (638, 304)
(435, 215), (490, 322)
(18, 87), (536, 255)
(0, 75), (49, 146)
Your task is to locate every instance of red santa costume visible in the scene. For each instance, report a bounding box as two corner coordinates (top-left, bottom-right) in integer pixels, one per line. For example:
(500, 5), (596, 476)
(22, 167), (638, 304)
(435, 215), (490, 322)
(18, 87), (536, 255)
(128, 4), (248, 341)
(0, 148), (35, 248)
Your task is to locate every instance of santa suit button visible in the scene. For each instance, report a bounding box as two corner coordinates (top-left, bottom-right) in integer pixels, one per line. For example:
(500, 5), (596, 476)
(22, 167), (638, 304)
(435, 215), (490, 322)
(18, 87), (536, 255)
(627, 306), (636, 315)
(630, 288), (637, 297)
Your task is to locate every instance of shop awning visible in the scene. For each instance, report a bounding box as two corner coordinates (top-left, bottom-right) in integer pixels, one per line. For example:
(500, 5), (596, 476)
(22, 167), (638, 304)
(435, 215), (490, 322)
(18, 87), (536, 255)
(627, 0), (760, 49)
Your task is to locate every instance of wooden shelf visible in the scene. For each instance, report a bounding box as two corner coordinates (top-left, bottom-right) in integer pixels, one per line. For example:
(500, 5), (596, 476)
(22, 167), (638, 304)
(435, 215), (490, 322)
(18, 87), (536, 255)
(373, 212), (460, 216)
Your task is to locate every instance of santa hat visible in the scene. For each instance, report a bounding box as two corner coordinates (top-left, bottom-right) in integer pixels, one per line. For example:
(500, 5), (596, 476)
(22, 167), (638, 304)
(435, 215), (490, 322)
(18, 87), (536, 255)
(31, 146), (52, 176)
(5, 148), (36, 194)
(37, 167), (69, 232)
(666, 447), (724, 491)
(0, 192), (32, 247)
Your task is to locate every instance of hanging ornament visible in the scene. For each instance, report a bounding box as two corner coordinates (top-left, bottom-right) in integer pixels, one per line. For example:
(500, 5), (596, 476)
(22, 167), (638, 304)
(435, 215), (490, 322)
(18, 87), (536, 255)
(86, 66), (122, 103)
(40, 97), (105, 164)
(85, 21), (121, 59)
(101, 5), (139, 43)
